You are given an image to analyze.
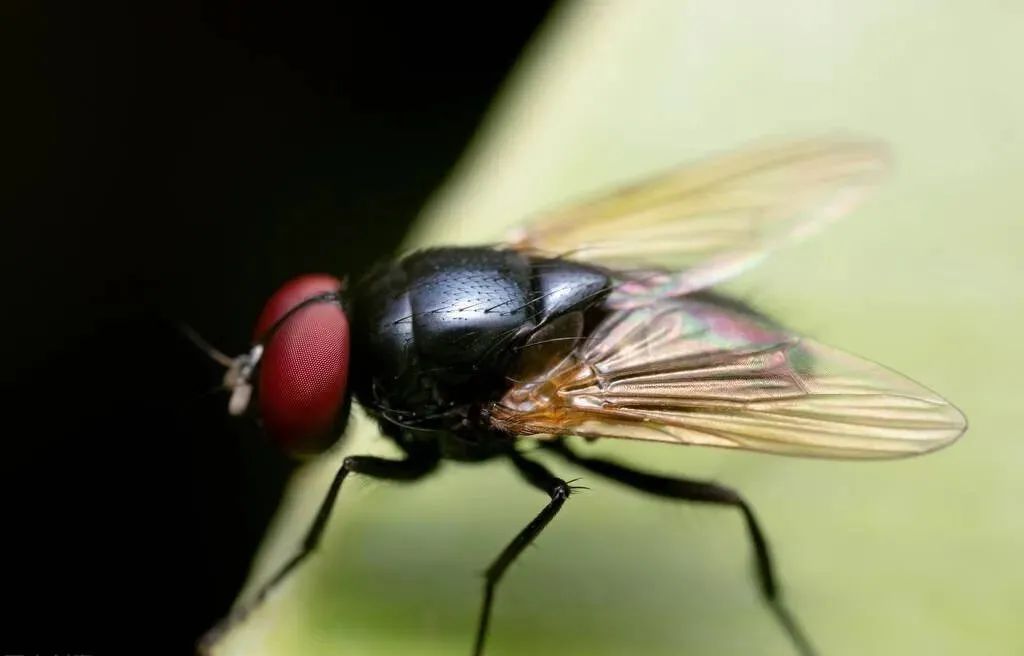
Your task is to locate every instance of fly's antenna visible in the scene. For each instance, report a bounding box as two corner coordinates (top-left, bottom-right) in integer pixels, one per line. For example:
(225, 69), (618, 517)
(178, 321), (260, 416)
(179, 322), (234, 368)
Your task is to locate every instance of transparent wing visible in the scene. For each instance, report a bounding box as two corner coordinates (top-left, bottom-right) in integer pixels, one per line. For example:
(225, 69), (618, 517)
(489, 297), (966, 459)
(509, 138), (888, 300)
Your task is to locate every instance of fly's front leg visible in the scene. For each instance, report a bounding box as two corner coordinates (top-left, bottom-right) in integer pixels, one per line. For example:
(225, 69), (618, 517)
(544, 438), (817, 656)
(472, 451), (577, 656)
(198, 445), (440, 654)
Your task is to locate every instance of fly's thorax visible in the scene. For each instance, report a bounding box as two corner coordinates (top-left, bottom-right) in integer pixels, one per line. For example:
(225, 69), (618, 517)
(349, 248), (536, 409)
(348, 247), (613, 437)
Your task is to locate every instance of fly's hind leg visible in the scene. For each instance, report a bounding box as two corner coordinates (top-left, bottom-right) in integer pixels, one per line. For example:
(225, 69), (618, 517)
(544, 438), (817, 656)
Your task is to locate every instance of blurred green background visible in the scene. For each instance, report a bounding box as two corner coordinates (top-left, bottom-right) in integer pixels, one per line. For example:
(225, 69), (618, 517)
(217, 2), (1023, 654)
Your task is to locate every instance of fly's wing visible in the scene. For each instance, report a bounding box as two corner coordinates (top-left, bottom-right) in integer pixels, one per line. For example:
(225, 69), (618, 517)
(509, 138), (888, 304)
(488, 298), (966, 459)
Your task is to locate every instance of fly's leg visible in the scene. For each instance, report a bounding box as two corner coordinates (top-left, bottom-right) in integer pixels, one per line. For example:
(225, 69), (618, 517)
(198, 445), (441, 654)
(473, 451), (576, 656)
(544, 439), (817, 656)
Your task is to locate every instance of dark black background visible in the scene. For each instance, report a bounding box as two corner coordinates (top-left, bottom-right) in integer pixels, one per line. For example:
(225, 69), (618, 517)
(2, 2), (553, 653)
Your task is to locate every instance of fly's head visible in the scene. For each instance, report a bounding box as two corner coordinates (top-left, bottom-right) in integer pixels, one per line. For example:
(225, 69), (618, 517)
(190, 274), (352, 458)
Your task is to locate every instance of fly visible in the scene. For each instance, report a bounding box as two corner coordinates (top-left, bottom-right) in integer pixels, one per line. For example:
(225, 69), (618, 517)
(194, 137), (967, 656)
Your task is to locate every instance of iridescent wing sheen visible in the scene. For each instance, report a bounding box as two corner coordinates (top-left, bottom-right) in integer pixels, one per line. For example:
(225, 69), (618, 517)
(508, 138), (888, 304)
(488, 297), (966, 459)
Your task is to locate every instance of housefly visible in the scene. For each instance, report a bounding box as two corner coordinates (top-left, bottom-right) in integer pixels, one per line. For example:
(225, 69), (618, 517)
(195, 138), (967, 656)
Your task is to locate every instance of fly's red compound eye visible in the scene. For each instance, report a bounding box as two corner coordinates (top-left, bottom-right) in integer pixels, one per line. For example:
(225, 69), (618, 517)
(254, 274), (350, 457)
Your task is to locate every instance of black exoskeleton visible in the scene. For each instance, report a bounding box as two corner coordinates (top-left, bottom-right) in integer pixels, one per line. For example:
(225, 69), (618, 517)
(349, 247), (611, 459)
